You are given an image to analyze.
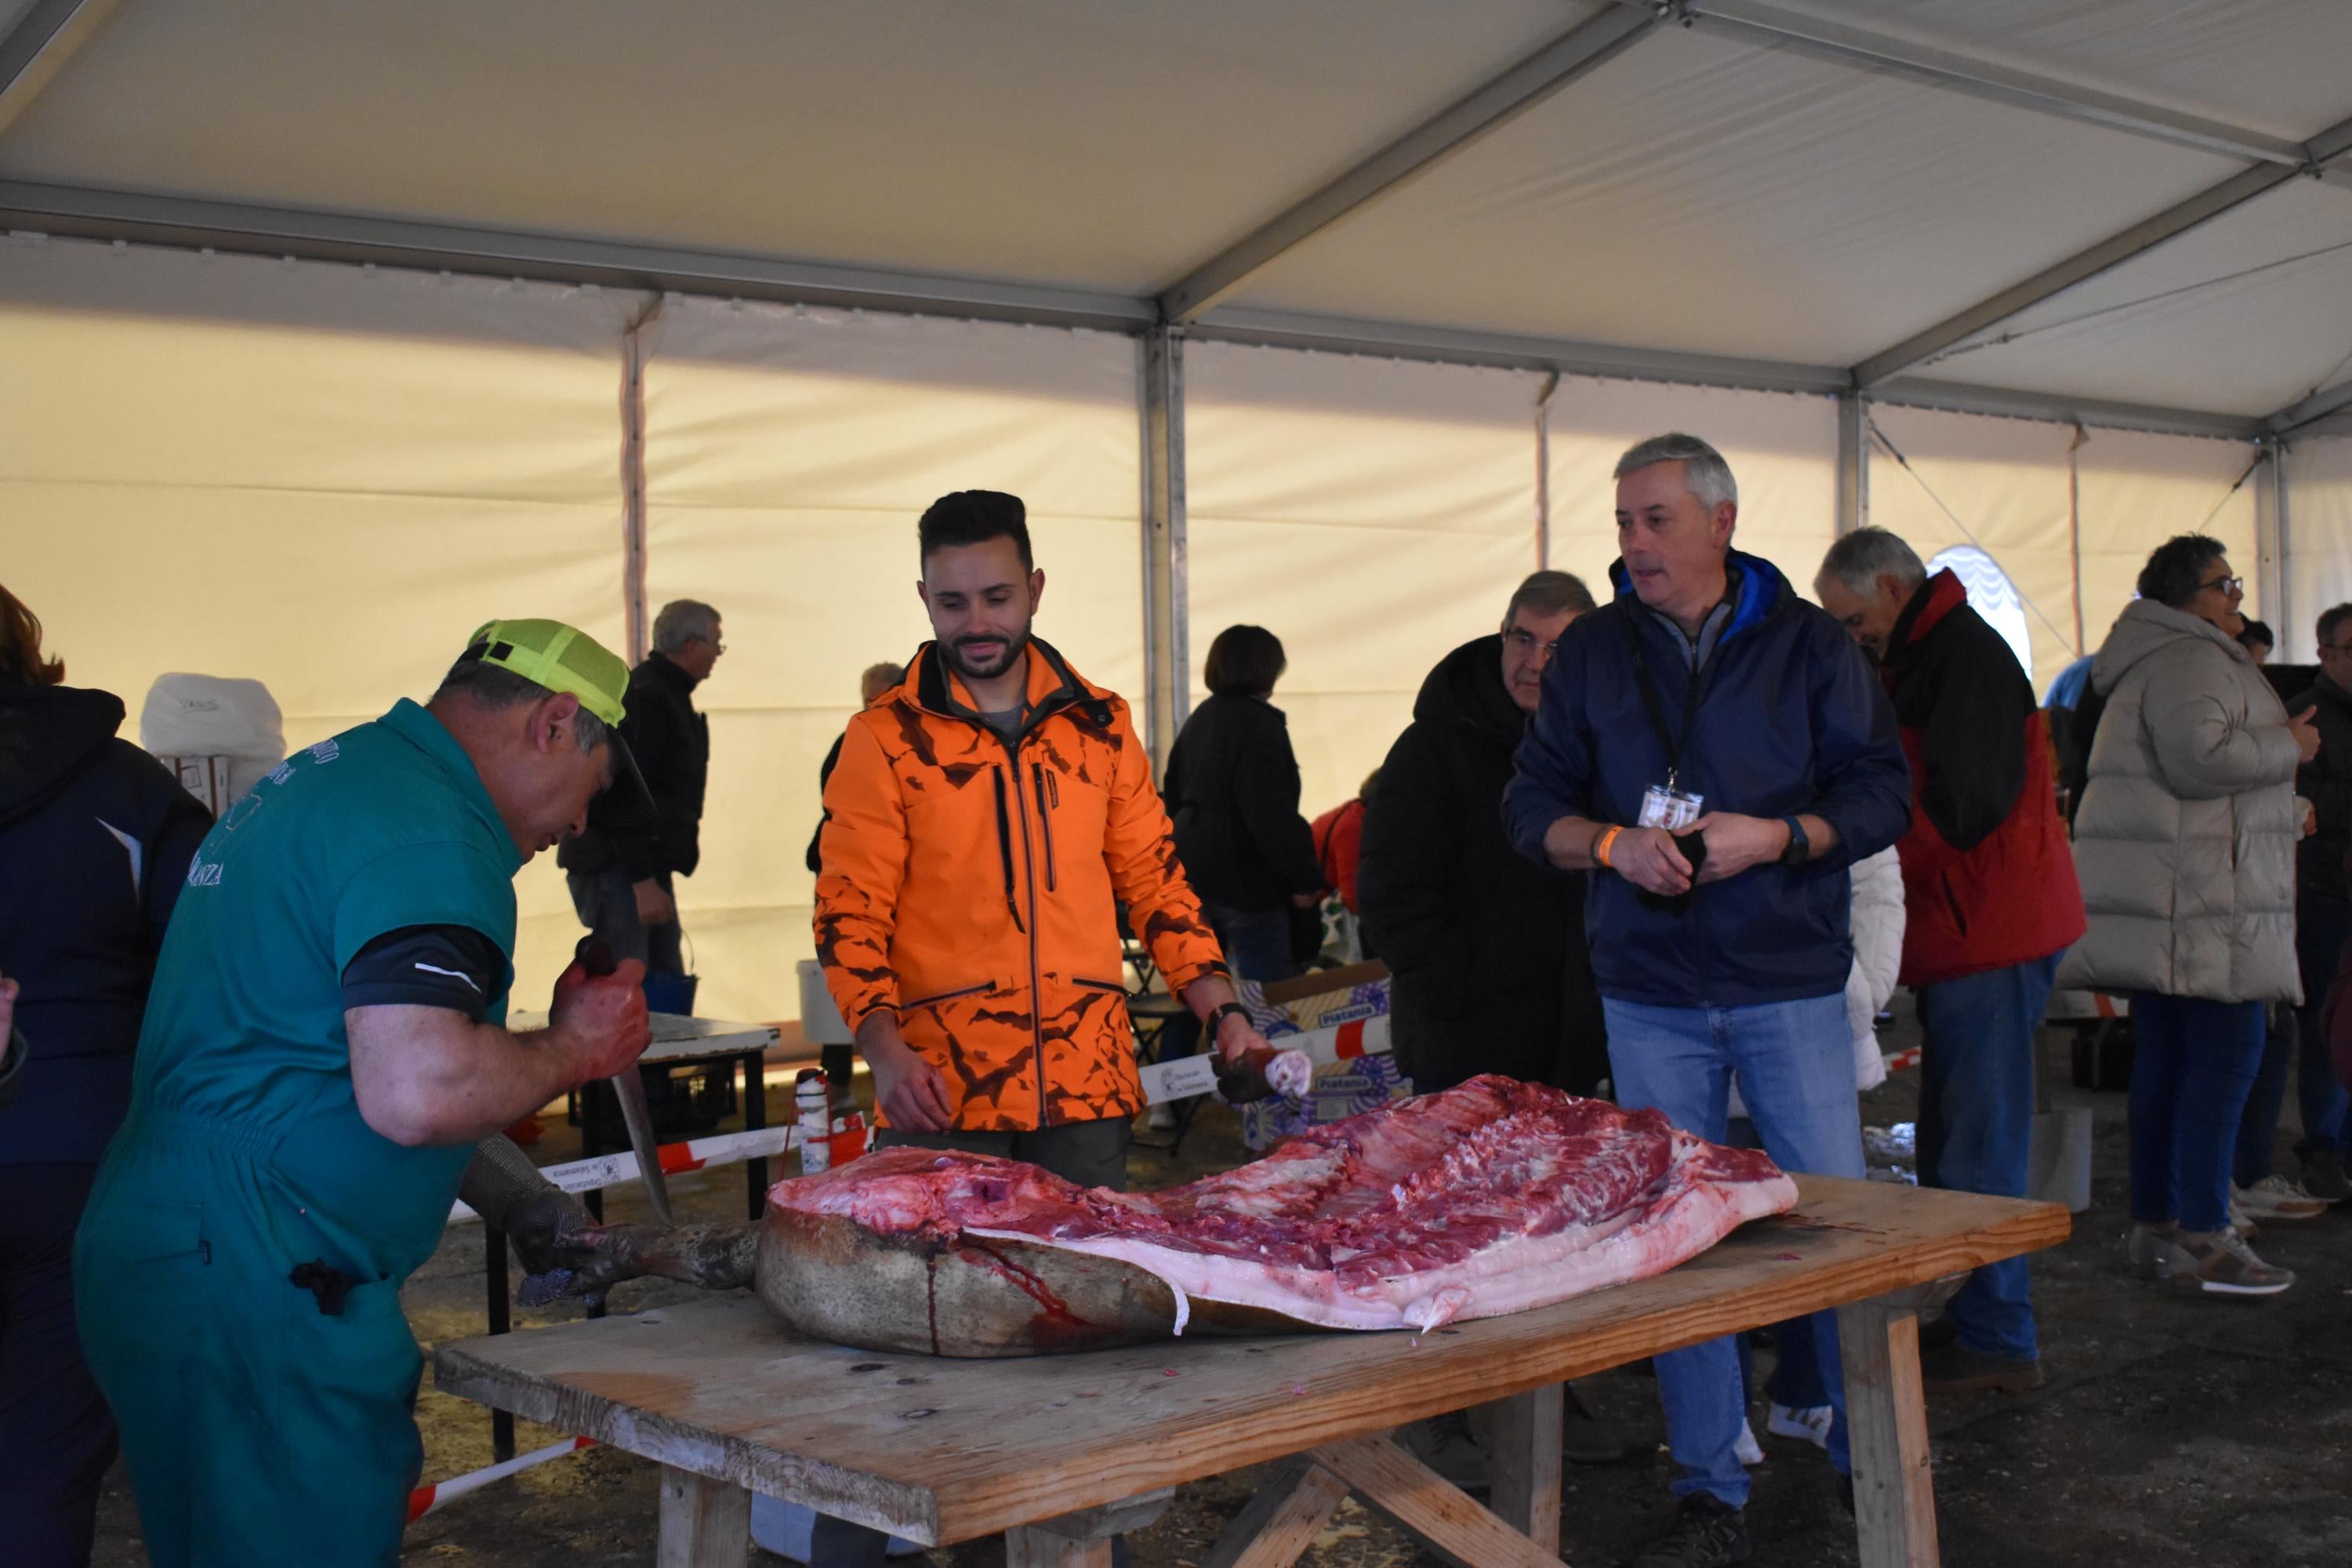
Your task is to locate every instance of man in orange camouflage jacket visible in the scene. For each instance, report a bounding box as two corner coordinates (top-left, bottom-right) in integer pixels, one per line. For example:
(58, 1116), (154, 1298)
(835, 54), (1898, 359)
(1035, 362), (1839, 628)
(814, 489), (1273, 1189)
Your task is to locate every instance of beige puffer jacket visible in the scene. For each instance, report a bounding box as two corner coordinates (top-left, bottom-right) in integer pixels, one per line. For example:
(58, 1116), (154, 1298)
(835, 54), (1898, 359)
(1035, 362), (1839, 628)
(2058, 599), (2302, 1004)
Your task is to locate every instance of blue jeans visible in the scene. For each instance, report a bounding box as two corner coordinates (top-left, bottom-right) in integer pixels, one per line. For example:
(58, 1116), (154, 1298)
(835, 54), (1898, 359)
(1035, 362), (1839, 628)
(2129, 993), (2265, 1232)
(1603, 993), (1864, 1508)
(1915, 952), (2060, 1362)
(1155, 901), (1298, 1062)
(1724, 1117), (1825, 1410)
(2234, 904), (2352, 1181)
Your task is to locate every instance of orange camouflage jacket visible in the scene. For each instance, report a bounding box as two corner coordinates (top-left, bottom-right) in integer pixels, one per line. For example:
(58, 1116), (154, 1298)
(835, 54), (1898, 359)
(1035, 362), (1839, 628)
(813, 639), (1227, 1131)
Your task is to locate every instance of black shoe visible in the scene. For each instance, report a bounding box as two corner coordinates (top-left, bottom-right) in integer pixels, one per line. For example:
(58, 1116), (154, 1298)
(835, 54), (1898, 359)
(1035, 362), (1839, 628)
(1917, 1313), (1960, 1352)
(1563, 1385), (1633, 1466)
(1628, 1496), (1751, 1568)
(1920, 1341), (2044, 1394)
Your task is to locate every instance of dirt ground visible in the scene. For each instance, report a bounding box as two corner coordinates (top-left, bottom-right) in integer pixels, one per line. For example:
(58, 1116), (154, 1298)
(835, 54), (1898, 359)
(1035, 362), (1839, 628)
(86, 1007), (2352, 1567)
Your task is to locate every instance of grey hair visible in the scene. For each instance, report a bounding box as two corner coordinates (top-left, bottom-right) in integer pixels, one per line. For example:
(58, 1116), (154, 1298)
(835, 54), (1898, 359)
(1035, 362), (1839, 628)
(652, 599), (721, 654)
(1613, 433), (1737, 513)
(1817, 528), (1928, 594)
(1503, 570), (1596, 629)
(433, 659), (611, 753)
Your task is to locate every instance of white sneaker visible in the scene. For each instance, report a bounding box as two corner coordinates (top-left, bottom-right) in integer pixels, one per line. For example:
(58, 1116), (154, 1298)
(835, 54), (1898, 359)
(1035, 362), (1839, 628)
(1766, 1403), (1833, 1450)
(2234, 1174), (2328, 1221)
(1144, 1102), (1179, 1133)
(1733, 1417), (1764, 1466)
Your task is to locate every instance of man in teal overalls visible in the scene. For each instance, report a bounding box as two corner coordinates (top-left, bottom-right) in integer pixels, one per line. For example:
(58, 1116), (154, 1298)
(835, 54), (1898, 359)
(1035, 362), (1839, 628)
(76, 619), (657, 1565)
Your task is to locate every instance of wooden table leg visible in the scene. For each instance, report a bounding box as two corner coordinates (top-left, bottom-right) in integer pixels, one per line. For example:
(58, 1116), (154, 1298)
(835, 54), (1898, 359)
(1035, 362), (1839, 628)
(1005, 1489), (1173, 1568)
(1203, 1459), (1351, 1568)
(655, 1465), (750, 1568)
(1484, 1383), (1564, 1556)
(1309, 1434), (1566, 1568)
(1835, 1301), (1940, 1568)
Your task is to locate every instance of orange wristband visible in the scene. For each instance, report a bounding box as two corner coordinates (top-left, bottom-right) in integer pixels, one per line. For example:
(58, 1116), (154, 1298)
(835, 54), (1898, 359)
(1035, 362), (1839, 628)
(1594, 825), (1621, 869)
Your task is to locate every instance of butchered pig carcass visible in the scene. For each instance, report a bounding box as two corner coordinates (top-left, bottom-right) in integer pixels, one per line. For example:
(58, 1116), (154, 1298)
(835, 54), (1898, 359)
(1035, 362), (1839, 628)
(757, 1076), (1796, 1356)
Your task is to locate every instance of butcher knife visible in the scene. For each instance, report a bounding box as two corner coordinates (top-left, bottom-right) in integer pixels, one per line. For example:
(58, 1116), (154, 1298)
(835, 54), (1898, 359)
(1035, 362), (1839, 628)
(575, 935), (676, 1227)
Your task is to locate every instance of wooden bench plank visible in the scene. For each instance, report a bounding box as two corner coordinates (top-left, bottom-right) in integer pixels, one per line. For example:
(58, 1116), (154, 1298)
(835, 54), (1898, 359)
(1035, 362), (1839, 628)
(1308, 1435), (1566, 1568)
(1202, 1461), (1352, 1568)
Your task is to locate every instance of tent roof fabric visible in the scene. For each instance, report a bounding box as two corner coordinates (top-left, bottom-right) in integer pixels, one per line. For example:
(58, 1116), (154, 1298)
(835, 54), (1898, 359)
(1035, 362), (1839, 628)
(1, 0), (2348, 435)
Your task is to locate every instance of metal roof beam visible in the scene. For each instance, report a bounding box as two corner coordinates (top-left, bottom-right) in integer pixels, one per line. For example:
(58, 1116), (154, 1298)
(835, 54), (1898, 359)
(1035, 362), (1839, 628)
(1853, 112), (2352, 389)
(1187, 306), (1851, 395)
(2270, 377), (2352, 436)
(0, 181), (1157, 330)
(1851, 168), (2289, 388)
(1155, 5), (1659, 325)
(1868, 376), (2263, 442)
(0, 0), (121, 137)
(1669, 0), (2307, 167)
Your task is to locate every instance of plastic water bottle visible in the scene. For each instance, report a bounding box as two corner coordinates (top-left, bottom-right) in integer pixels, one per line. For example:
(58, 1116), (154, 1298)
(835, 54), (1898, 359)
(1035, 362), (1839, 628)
(796, 1069), (833, 1175)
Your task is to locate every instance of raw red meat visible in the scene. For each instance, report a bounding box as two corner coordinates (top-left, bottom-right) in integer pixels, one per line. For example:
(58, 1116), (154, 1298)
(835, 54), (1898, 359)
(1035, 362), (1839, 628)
(760, 1076), (1795, 1349)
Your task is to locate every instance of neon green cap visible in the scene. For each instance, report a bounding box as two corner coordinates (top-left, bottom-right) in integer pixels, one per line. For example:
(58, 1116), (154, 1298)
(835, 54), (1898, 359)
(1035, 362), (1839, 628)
(458, 619), (631, 727)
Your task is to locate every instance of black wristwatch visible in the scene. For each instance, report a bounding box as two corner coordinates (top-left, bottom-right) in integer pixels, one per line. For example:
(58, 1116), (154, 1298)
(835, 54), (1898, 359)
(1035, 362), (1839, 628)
(1779, 815), (1811, 867)
(1208, 1001), (1253, 1041)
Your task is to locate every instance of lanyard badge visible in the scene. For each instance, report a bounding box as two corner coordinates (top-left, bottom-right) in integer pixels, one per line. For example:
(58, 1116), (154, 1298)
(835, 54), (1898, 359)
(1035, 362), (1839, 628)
(1628, 619), (1708, 833)
(1639, 779), (1704, 831)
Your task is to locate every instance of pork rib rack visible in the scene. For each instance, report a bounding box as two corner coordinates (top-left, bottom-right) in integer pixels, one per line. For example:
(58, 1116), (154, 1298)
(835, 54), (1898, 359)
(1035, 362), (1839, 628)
(757, 1075), (1797, 1356)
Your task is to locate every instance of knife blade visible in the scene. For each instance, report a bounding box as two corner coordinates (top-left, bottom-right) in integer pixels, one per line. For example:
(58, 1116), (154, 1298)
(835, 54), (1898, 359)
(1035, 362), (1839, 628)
(575, 937), (675, 1227)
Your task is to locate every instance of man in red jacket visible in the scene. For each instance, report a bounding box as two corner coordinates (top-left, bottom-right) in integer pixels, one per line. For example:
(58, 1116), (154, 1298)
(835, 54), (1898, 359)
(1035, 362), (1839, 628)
(1817, 530), (2085, 1395)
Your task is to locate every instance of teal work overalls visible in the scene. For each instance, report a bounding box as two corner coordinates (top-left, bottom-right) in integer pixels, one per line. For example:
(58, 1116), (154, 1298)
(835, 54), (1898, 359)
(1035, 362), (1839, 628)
(76, 701), (521, 1566)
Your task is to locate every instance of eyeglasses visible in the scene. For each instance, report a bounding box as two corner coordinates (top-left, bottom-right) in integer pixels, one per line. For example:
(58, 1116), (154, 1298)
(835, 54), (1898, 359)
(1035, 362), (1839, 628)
(1504, 628), (1563, 659)
(2197, 575), (2245, 597)
(2323, 641), (2352, 658)
(692, 636), (727, 654)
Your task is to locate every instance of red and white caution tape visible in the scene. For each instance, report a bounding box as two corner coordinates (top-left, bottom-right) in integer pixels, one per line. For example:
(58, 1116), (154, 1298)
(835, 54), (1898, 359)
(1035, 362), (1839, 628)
(447, 1124), (796, 1223)
(1882, 1046), (1922, 1074)
(408, 1435), (593, 1520)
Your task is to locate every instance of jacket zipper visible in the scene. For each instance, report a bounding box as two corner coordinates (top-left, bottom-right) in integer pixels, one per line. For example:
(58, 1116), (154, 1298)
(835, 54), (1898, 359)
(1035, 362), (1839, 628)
(1003, 736), (1049, 1126)
(1034, 763), (1058, 892)
(902, 981), (995, 1010)
(989, 768), (1025, 935)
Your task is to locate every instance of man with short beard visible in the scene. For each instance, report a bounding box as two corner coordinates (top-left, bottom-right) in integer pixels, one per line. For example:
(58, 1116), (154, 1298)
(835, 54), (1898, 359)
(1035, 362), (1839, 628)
(810, 489), (1272, 1563)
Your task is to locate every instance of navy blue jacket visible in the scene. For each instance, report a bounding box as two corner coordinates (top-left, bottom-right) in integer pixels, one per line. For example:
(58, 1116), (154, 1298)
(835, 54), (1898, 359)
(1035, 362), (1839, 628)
(1503, 550), (1910, 1009)
(0, 684), (212, 1164)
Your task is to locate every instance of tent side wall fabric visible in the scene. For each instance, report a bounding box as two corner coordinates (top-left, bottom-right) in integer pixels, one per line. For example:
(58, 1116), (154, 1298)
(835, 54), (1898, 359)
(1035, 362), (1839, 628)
(0, 238), (637, 1018)
(0, 237), (2286, 1025)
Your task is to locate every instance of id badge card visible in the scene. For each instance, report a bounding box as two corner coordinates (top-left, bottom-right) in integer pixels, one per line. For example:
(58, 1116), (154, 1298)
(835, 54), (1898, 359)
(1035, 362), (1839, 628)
(1639, 782), (1704, 832)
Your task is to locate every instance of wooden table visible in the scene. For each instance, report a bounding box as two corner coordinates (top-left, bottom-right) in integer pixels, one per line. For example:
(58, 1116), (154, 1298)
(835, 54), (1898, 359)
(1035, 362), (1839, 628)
(436, 1175), (2067, 1567)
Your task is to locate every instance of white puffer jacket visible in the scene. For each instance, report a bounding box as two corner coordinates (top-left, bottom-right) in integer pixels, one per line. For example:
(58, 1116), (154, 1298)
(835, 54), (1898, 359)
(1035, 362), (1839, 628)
(2057, 599), (2303, 1005)
(1845, 848), (1904, 1092)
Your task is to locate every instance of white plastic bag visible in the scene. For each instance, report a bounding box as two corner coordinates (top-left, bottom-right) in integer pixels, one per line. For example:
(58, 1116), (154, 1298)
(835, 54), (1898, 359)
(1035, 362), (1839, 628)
(140, 673), (287, 802)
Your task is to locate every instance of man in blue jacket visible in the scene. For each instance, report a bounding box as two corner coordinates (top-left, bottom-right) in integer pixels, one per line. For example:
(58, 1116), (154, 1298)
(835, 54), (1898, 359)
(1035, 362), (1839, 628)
(1504, 434), (1909, 1568)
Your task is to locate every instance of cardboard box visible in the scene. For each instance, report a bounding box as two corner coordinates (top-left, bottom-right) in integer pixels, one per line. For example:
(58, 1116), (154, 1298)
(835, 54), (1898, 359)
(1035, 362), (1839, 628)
(1240, 960), (1391, 1038)
(158, 754), (234, 817)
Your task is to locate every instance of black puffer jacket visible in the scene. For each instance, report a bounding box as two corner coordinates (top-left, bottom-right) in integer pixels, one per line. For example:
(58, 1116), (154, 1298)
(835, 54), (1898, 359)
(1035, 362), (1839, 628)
(2289, 673), (2352, 912)
(561, 652), (710, 880)
(1359, 636), (1607, 1094)
(1163, 692), (1324, 913)
(0, 682), (212, 1163)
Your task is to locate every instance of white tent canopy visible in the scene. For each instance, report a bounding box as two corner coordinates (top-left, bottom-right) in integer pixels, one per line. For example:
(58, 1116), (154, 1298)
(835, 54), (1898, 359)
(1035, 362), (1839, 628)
(2, 0), (2348, 1022)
